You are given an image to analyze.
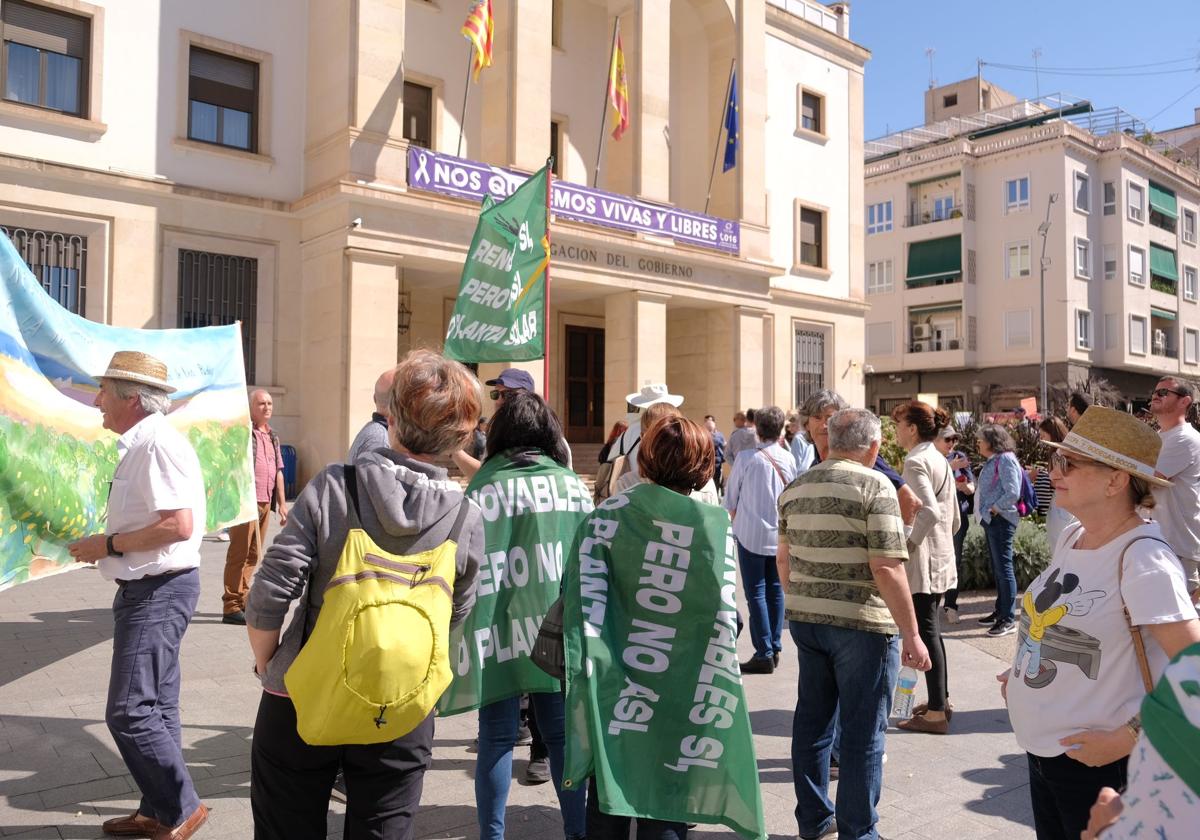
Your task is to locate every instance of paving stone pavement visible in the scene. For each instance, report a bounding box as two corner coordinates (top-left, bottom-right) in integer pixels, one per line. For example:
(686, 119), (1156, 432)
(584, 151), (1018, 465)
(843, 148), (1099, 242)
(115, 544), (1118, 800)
(0, 539), (1035, 839)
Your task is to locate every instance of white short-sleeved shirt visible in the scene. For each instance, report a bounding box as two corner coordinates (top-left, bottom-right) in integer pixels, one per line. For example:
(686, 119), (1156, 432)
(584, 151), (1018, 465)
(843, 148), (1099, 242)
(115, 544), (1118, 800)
(98, 412), (207, 582)
(1151, 423), (1200, 561)
(1006, 522), (1197, 757)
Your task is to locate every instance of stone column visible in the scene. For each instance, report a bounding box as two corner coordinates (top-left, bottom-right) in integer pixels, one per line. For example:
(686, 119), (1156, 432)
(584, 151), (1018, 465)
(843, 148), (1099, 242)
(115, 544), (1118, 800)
(604, 290), (668, 429)
(481, 0), (553, 170)
(736, 0), (769, 260)
(733, 304), (767, 411)
(633, 0), (670, 203)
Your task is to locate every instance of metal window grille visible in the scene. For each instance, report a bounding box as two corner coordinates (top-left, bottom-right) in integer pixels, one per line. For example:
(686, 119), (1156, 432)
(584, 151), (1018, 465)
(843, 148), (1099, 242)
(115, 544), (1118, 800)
(177, 249), (258, 383)
(1, 225), (87, 314)
(794, 328), (825, 405)
(967, 248), (976, 284)
(968, 316), (977, 351)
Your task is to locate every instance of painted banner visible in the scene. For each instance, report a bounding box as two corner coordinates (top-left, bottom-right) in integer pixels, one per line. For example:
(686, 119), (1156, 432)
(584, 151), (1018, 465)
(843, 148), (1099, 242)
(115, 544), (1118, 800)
(407, 147), (741, 255)
(0, 236), (256, 591)
(439, 451), (593, 715)
(561, 483), (765, 840)
(443, 163), (550, 363)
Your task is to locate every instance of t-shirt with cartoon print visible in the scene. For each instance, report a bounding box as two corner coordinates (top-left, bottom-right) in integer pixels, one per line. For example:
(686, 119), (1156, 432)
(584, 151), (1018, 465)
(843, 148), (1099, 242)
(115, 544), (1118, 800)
(1006, 521), (1197, 758)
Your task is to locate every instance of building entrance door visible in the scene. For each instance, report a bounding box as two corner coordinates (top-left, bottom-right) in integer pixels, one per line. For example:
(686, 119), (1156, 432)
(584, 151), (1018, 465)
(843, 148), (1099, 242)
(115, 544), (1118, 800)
(564, 325), (605, 443)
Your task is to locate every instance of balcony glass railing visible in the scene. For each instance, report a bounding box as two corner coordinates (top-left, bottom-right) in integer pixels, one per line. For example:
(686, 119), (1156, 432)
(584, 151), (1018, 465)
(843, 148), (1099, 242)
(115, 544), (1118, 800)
(906, 273), (962, 290)
(905, 207), (963, 227)
(908, 338), (963, 353)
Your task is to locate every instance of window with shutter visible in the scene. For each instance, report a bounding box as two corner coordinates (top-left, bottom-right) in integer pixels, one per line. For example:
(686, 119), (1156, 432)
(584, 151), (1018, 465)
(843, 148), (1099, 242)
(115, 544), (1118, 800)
(188, 47), (258, 151)
(1, 0), (89, 116)
(403, 82), (433, 149)
(798, 207), (824, 268)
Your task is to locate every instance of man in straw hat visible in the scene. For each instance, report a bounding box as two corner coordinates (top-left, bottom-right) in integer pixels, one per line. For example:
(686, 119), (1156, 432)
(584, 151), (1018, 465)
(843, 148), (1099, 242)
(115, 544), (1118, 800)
(605, 383), (685, 487)
(68, 351), (209, 840)
(1148, 376), (1200, 601)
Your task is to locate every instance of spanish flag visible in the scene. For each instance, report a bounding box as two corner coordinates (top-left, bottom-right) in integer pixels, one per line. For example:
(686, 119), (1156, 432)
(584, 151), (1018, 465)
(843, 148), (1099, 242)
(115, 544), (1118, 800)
(607, 21), (629, 141)
(461, 0), (494, 82)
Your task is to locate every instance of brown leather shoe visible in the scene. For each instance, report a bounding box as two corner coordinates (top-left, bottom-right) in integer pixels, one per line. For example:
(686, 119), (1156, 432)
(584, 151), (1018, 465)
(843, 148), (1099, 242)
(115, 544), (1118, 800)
(102, 810), (162, 837)
(152, 804), (208, 840)
(897, 712), (950, 735)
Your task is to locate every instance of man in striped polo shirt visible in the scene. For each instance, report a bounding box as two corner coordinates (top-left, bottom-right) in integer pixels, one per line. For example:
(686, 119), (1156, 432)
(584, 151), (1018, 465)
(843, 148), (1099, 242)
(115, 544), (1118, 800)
(775, 408), (929, 840)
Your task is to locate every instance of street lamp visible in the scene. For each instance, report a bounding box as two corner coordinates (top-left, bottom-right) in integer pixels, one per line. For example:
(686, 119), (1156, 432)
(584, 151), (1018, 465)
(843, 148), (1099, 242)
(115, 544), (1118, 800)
(1037, 193), (1059, 416)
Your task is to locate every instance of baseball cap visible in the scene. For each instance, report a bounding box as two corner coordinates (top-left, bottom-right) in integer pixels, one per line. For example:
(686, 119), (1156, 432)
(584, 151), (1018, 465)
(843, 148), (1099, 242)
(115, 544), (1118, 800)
(484, 369), (535, 391)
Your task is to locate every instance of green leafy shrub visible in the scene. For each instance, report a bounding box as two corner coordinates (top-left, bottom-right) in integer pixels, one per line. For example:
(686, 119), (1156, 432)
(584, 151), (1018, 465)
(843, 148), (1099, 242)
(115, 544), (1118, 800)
(959, 518), (1051, 592)
(878, 416), (907, 474)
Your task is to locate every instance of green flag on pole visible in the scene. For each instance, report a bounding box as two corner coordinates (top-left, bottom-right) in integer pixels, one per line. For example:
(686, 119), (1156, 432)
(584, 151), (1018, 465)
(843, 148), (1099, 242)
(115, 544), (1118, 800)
(438, 450), (594, 715)
(561, 484), (767, 840)
(444, 164), (550, 362)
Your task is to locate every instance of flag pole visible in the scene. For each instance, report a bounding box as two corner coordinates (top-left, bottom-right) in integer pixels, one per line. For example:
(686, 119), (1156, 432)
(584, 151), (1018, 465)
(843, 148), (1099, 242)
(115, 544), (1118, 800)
(704, 58), (737, 215)
(543, 156), (554, 402)
(592, 18), (619, 189)
(456, 45), (474, 158)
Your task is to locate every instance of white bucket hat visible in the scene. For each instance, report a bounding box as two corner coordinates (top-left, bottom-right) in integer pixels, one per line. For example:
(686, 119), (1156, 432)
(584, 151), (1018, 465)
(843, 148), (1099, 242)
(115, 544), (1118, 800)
(625, 383), (683, 409)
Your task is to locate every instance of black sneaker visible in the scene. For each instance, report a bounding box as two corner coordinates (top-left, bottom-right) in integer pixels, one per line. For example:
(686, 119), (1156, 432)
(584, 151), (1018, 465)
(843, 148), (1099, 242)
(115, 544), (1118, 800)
(773, 652), (780, 668)
(524, 756), (550, 785)
(987, 618), (1017, 637)
(740, 656), (775, 675)
(976, 611), (999, 625)
(222, 611), (247, 626)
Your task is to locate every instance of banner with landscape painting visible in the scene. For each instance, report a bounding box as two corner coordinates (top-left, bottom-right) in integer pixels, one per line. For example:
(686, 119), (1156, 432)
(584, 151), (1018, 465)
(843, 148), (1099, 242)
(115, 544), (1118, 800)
(0, 236), (255, 592)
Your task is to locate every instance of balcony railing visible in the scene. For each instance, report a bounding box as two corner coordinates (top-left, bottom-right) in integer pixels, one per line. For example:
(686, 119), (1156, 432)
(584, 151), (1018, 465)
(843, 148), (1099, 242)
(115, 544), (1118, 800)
(1152, 346), (1179, 359)
(1151, 276), (1178, 295)
(908, 338), (963, 353)
(905, 207), (963, 227)
(906, 273), (962, 290)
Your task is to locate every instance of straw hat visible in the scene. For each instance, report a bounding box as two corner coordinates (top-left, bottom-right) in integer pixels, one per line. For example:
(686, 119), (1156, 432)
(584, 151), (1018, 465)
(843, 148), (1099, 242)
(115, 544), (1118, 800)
(625, 383), (684, 409)
(1043, 406), (1169, 487)
(97, 350), (177, 394)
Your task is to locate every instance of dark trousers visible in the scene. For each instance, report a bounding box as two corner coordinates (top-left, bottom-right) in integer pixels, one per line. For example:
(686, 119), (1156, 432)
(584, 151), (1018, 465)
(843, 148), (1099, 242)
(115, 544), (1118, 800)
(251, 691), (434, 840)
(106, 568), (201, 829)
(943, 512), (971, 610)
(911, 592), (948, 710)
(1027, 752), (1127, 840)
(585, 778), (688, 840)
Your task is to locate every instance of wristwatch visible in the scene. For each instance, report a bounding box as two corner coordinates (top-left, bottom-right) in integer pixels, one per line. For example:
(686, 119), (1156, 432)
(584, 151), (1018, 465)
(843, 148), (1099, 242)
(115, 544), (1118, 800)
(106, 534), (123, 557)
(1125, 713), (1142, 741)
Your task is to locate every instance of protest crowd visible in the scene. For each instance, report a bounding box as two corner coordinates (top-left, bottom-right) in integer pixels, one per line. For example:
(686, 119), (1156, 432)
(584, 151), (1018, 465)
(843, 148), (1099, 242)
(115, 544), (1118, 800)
(51, 346), (1200, 840)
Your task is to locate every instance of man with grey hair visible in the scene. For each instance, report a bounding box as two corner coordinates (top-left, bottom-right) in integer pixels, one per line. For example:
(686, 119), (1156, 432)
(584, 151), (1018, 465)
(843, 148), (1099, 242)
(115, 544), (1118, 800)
(221, 389), (287, 625)
(347, 366), (397, 463)
(1150, 375), (1200, 598)
(68, 351), (209, 839)
(776, 407), (929, 840)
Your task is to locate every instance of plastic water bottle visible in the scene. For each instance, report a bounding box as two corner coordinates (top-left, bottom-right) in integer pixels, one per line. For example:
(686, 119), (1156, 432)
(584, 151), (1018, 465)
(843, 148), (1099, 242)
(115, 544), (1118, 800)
(892, 666), (919, 719)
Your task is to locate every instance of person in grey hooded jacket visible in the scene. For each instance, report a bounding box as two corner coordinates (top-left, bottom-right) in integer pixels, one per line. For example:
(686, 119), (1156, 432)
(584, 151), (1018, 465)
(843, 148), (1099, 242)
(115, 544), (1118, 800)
(245, 349), (484, 840)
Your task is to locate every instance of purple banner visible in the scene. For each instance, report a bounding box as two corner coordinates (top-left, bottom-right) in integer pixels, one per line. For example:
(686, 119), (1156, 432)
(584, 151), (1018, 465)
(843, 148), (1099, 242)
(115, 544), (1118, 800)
(407, 147), (740, 255)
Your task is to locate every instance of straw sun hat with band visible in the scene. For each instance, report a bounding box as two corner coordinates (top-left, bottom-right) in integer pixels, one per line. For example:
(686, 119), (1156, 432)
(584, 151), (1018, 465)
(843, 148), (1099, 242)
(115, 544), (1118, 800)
(96, 350), (177, 394)
(1042, 406), (1171, 489)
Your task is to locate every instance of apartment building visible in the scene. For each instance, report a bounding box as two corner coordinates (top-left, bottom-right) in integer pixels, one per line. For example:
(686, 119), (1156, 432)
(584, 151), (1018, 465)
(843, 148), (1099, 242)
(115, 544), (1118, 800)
(863, 79), (1200, 415)
(0, 0), (868, 479)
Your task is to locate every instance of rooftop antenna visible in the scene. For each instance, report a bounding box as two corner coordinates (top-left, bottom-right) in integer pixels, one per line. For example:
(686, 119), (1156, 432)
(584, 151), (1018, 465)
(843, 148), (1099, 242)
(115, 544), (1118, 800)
(925, 47), (936, 90)
(1032, 47), (1043, 101)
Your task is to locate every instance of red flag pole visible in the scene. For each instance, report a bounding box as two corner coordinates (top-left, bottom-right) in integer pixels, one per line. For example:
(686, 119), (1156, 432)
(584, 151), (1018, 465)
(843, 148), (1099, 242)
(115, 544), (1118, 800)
(543, 158), (553, 402)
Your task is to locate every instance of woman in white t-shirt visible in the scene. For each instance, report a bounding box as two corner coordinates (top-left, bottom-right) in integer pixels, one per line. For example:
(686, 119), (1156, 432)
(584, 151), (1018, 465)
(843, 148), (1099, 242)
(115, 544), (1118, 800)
(1000, 407), (1200, 840)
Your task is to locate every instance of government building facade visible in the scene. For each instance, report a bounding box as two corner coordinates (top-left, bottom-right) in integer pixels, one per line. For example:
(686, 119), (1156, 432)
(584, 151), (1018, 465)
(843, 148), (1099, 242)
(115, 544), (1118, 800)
(0, 0), (869, 478)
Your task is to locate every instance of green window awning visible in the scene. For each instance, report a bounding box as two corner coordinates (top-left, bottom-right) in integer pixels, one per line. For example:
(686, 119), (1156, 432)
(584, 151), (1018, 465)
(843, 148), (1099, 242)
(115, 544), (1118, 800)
(906, 235), (962, 283)
(1150, 243), (1178, 281)
(1151, 306), (1177, 321)
(1149, 181), (1178, 220)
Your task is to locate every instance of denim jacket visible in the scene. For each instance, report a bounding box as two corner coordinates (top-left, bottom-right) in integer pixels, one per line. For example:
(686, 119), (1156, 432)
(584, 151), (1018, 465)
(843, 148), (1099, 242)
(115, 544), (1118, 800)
(977, 451), (1022, 526)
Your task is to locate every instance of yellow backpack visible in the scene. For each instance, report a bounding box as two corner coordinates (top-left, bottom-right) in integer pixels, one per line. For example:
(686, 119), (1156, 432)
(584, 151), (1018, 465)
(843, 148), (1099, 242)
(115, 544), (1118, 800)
(284, 465), (466, 745)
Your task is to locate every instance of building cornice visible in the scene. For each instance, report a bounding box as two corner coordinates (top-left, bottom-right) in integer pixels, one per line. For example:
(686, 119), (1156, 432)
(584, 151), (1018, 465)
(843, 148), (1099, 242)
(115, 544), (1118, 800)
(769, 284), (870, 315)
(765, 5), (870, 72)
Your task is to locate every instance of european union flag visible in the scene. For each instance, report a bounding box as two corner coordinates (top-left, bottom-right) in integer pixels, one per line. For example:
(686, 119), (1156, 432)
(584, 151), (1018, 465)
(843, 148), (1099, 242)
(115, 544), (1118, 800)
(722, 69), (739, 172)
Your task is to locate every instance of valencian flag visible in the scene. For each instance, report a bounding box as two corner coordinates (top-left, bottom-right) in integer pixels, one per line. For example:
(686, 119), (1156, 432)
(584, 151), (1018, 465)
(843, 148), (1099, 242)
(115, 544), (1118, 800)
(0, 237), (256, 591)
(461, 0), (494, 82)
(722, 68), (739, 172)
(607, 21), (630, 140)
(562, 484), (767, 839)
(444, 163), (550, 363)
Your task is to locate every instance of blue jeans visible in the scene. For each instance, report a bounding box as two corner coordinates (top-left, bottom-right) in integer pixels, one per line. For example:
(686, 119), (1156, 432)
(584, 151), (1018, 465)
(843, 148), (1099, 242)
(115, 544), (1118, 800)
(736, 541), (783, 662)
(476, 692), (585, 840)
(106, 569), (202, 829)
(789, 621), (898, 840)
(983, 517), (1018, 621)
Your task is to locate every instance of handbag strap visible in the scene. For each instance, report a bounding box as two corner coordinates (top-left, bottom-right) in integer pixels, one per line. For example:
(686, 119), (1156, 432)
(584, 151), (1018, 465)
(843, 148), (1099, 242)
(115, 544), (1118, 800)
(1117, 534), (1171, 694)
(757, 446), (788, 486)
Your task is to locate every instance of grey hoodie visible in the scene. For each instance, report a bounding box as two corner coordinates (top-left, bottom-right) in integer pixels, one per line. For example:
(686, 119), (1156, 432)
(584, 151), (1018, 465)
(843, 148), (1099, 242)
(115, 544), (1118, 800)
(245, 448), (483, 695)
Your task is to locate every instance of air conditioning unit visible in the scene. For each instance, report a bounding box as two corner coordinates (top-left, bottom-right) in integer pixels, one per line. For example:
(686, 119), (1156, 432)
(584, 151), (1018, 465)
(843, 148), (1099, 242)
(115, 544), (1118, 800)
(1153, 329), (1166, 355)
(948, 338), (962, 350)
(911, 339), (931, 353)
(912, 323), (932, 340)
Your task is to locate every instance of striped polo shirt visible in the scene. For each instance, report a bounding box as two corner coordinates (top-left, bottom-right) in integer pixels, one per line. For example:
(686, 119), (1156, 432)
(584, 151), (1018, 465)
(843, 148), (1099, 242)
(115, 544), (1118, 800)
(777, 457), (908, 635)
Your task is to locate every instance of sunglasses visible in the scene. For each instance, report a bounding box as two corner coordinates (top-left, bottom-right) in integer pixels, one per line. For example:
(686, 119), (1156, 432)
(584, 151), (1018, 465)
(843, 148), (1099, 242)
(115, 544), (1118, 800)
(1049, 451), (1103, 476)
(1152, 388), (1187, 398)
(489, 389), (505, 401)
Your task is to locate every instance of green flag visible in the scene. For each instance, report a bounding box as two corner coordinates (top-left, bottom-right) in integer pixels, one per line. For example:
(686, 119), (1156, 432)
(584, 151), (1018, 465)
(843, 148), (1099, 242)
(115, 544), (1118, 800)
(444, 165), (550, 362)
(561, 484), (766, 840)
(438, 450), (594, 715)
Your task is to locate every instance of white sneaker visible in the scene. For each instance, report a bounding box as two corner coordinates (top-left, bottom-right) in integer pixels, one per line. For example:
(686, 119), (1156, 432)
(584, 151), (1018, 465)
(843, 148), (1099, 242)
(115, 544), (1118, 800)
(215, 530), (230, 542)
(943, 607), (959, 624)
(882, 752), (887, 765)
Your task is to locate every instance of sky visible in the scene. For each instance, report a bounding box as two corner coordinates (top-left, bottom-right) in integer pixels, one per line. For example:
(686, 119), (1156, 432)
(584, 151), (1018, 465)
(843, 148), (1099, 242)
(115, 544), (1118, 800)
(851, 0), (1200, 140)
